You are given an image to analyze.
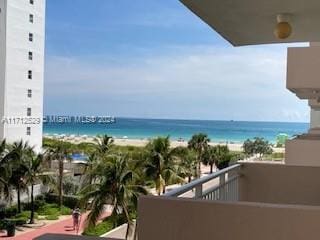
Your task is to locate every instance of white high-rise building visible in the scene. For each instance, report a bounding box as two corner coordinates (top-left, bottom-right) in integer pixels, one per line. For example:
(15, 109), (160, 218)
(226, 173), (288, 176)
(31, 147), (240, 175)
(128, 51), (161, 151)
(0, 0), (45, 152)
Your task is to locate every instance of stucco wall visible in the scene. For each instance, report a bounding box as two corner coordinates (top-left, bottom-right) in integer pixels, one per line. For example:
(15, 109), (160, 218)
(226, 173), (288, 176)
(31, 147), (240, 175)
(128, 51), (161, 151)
(138, 196), (320, 240)
(285, 138), (320, 167)
(239, 163), (320, 205)
(287, 46), (320, 97)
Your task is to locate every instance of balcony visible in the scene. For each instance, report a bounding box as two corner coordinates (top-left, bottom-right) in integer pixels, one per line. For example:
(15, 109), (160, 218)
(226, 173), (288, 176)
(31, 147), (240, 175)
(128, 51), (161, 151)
(138, 162), (320, 240)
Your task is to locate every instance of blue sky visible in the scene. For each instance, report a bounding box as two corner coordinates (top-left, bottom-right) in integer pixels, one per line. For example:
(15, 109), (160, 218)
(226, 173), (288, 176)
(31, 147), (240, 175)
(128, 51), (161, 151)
(44, 0), (309, 122)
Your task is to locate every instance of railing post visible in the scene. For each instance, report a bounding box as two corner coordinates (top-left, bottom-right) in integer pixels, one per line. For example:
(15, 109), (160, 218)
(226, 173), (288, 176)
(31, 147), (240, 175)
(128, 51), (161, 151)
(235, 175), (239, 201)
(219, 173), (225, 200)
(195, 184), (203, 199)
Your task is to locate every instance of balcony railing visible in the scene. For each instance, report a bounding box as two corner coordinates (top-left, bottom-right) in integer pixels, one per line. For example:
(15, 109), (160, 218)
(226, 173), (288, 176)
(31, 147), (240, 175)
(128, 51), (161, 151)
(138, 163), (320, 240)
(164, 164), (241, 201)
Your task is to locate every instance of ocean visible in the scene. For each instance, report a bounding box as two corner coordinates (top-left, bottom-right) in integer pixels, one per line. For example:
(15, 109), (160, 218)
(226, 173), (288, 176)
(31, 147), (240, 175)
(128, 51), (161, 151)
(43, 118), (309, 143)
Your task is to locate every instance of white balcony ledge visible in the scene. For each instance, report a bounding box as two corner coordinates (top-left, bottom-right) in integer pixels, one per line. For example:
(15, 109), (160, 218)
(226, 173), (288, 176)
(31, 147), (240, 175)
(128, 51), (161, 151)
(138, 163), (320, 240)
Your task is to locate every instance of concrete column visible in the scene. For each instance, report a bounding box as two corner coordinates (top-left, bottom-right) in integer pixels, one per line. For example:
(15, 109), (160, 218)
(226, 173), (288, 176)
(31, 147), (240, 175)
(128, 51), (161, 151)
(309, 99), (320, 131)
(285, 46), (320, 166)
(310, 108), (320, 129)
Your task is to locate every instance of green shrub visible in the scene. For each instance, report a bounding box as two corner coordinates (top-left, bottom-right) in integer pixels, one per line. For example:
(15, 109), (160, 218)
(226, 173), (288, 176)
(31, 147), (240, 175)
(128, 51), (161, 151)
(82, 219), (113, 236)
(0, 202), (5, 220)
(37, 203), (71, 217)
(45, 194), (79, 209)
(216, 158), (230, 170)
(5, 217), (28, 226)
(35, 194), (45, 201)
(45, 214), (59, 220)
(230, 151), (246, 162)
(45, 208), (59, 216)
(111, 213), (129, 226)
(45, 203), (59, 208)
(60, 206), (71, 215)
(63, 196), (79, 209)
(3, 219), (15, 229)
(23, 199), (46, 212)
(37, 204), (59, 216)
(11, 217), (27, 226)
(7, 211), (38, 226)
(0, 219), (5, 229)
(4, 206), (17, 218)
(0, 209), (4, 220)
(15, 211), (30, 219)
(44, 194), (59, 205)
(15, 211), (38, 220)
(272, 152), (285, 159)
(37, 216), (46, 220)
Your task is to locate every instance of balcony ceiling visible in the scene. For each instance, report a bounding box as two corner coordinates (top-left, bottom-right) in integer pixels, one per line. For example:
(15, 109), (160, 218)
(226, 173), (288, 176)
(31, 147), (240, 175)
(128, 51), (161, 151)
(180, 0), (320, 46)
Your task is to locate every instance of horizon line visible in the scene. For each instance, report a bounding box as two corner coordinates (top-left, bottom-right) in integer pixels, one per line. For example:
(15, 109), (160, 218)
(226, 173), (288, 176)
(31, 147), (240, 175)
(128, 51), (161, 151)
(43, 114), (309, 124)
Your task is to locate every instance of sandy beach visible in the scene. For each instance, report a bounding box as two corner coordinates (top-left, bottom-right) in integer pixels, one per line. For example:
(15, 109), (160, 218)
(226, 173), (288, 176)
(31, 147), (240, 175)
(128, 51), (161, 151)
(44, 135), (285, 153)
(112, 138), (284, 153)
(113, 138), (245, 150)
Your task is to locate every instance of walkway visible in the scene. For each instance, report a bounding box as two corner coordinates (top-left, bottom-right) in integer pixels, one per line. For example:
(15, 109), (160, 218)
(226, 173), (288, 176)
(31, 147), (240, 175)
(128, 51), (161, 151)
(0, 212), (111, 240)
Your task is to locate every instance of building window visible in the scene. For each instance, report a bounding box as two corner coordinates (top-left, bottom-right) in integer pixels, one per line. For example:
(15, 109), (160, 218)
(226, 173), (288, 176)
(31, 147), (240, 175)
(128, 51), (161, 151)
(27, 108), (32, 116)
(28, 70), (32, 79)
(29, 33), (33, 42)
(28, 51), (33, 60)
(26, 127), (31, 136)
(30, 0), (34, 5)
(29, 14), (33, 23)
(27, 89), (32, 98)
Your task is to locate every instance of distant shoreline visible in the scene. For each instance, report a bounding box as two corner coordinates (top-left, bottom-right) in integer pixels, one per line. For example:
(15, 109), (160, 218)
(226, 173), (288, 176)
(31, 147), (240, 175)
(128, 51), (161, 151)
(44, 135), (285, 153)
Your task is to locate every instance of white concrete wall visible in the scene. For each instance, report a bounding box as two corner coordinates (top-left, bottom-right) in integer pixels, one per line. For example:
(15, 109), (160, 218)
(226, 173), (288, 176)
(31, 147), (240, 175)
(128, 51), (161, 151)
(0, 0), (6, 140)
(0, 0), (45, 152)
(11, 184), (44, 204)
(285, 46), (320, 166)
(138, 196), (320, 240)
(310, 109), (320, 129)
(309, 100), (320, 129)
(285, 137), (320, 166)
(287, 46), (320, 99)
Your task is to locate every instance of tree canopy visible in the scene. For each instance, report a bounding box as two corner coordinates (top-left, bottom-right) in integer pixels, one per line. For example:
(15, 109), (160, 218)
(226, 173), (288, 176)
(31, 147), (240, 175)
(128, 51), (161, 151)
(243, 137), (273, 159)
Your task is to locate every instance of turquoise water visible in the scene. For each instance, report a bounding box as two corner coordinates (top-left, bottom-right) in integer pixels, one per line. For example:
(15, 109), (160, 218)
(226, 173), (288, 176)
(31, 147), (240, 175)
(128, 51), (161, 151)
(43, 118), (309, 143)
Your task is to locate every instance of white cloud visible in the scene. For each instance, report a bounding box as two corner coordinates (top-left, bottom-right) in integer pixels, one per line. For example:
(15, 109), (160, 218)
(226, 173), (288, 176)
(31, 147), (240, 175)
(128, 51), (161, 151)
(44, 44), (309, 122)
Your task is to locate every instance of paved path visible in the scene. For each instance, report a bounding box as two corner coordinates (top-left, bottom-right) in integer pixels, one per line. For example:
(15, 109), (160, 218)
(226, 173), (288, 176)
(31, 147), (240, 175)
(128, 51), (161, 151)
(0, 212), (111, 240)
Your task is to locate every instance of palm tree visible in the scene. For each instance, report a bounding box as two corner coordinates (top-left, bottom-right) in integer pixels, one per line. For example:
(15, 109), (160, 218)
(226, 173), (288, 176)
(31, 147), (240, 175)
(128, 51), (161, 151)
(202, 146), (218, 174)
(81, 135), (119, 210)
(45, 141), (72, 209)
(0, 140), (13, 200)
(8, 140), (33, 213)
(145, 137), (183, 195)
(24, 153), (52, 223)
(80, 155), (147, 239)
(188, 133), (210, 178)
(81, 152), (100, 187)
(172, 147), (197, 183)
(81, 135), (114, 187)
(214, 145), (231, 170)
(93, 134), (114, 156)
